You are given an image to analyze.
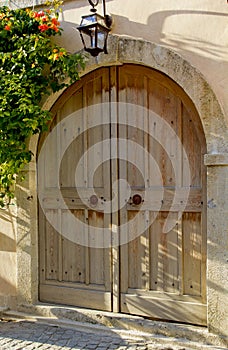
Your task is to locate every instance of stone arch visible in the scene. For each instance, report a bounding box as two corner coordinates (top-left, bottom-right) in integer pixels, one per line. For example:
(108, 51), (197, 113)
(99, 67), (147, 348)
(41, 35), (228, 154)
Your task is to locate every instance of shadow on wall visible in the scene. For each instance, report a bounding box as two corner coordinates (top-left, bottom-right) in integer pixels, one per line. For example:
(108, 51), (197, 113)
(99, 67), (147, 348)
(0, 208), (17, 253)
(56, 7), (228, 120)
(0, 208), (17, 301)
(58, 8), (228, 58)
(0, 276), (16, 298)
(112, 10), (228, 53)
(0, 232), (15, 252)
(111, 9), (228, 121)
(111, 9), (228, 80)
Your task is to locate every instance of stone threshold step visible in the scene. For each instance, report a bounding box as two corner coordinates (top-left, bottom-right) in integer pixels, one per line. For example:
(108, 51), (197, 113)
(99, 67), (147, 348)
(1, 303), (227, 349)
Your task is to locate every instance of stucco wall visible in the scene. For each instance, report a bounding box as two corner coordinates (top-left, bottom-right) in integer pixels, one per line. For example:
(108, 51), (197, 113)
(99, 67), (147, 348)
(54, 0), (228, 125)
(0, 206), (17, 309)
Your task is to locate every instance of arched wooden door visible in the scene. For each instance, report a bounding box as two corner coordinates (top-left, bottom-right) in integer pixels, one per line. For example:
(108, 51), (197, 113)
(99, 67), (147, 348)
(38, 65), (207, 325)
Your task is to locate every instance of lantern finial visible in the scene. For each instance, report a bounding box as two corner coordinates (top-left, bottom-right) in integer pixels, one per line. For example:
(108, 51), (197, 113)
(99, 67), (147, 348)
(88, 0), (99, 12)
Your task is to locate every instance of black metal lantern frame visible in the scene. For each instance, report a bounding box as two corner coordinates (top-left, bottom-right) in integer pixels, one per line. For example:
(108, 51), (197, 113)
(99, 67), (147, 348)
(77, 0), (112, 57)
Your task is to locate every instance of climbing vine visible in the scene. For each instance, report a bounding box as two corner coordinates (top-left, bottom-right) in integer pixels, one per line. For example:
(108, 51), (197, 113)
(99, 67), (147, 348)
(0, 1), (85, 207)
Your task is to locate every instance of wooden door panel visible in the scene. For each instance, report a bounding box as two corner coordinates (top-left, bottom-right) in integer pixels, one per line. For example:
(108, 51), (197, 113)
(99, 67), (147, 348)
(118, 65), (206, 325)
(39, 68), (112, 311)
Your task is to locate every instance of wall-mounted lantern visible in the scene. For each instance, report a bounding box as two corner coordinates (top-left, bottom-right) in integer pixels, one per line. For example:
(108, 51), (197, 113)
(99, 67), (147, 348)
(77, 0), (112, 57)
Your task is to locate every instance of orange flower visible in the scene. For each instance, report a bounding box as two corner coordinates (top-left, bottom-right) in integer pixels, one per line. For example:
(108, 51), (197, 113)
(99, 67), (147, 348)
(4, 25), (11, 31)
(38, 24), (49, 32)
(33, 11), (45, 19)
(51, 17), (60, 26)
(50, 24), (59, 32)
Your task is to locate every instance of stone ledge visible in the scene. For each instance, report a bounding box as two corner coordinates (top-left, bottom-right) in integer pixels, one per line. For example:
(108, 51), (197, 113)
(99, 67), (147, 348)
(204, 153), (228, 166)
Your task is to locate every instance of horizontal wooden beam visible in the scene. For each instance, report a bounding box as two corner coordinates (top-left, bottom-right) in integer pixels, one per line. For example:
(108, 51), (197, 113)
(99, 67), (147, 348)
(40, 187), (203, 212)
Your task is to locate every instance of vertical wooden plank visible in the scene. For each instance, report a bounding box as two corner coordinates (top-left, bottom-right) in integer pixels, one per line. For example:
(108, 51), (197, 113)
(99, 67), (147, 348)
(82, 80), (90, 287)
(177, 217), (183, 295)
(182, 102), (206, 301)
(84, 209), (90, 286)
(101, 72), (112, 292)
(163, 220), (179, 293)
(177, 100), (183, 295)
(44, 127), (58, 189)
(39, 206), (46, 284)
(127, 212), (149, 289)
(60, 90), (84, 188)
(155, 213), (164, 292)
(119, 77), (129, 297)
(183, 212), (202, 296)
(182, 105), (201, 187)
(110, 66), (119, 312)
(56, 110), (63, 283)
(45, 211), (58, 280)
(143, 76), (150, 292)
(148, 81), (178, 187)
(88, 211), (104, 285)
(59, 89), (85, 283)
(57, 211), (62, 282)
(61, 210), (86, 283)
(87, 75), (103, 189)
(150, 212), (180, 293)
(149, 212), (159, 291)
(123, 69), (149, 291)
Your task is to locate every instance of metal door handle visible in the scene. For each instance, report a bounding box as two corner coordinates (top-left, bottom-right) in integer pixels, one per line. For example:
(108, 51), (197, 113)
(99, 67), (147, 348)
(89, 195), (98, 206)
(132, 194), (142, 205)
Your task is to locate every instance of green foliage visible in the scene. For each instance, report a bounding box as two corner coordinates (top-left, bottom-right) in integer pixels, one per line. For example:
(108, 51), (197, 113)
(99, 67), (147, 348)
(0, 3), (85, 207)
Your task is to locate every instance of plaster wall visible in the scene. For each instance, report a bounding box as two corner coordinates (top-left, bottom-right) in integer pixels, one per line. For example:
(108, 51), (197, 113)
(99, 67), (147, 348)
(55, 0), (228, 124)
(0, 206), (17, 308)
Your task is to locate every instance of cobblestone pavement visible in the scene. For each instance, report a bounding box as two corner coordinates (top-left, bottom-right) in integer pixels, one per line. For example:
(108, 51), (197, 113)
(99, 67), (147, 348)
(0, 318), (205, 350)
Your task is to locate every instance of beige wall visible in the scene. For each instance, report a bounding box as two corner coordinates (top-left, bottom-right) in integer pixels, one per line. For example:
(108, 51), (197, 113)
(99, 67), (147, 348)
(0, 206), (17, 308)
(57, 0), (228, 127)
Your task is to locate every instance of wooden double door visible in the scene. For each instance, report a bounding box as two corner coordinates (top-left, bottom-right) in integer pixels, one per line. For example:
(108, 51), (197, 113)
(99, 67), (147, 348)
(38, 65), (207, 325)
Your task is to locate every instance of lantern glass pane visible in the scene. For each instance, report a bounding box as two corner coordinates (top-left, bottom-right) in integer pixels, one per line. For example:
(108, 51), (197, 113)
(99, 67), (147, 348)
(81, 30), (94, 49)
(81, 15), (96, 26)
(97, 31), (106, 49)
